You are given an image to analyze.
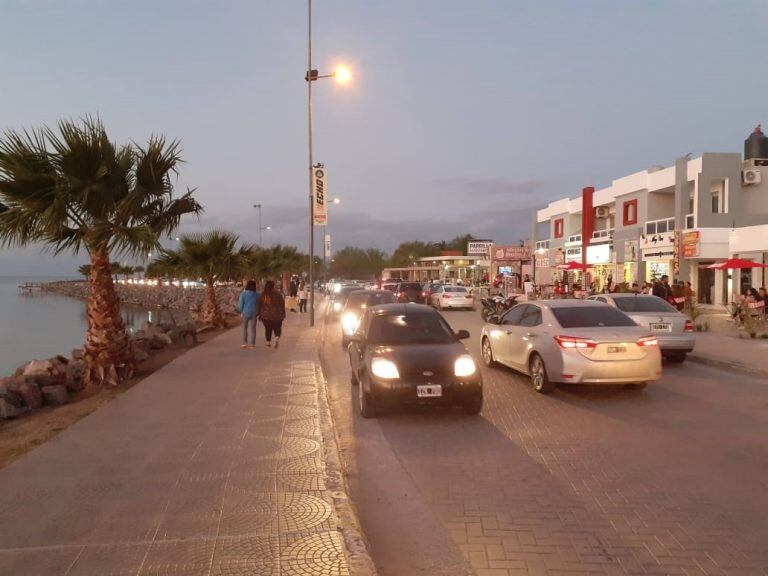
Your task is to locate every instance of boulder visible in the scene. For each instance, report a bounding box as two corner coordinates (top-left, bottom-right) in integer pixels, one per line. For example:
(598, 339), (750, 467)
(65, 360), (85, 393)
(0, 380), (24, 408)
(8, 380), (42, 409)
(132, 348), (150, 363)
(41, 385), (68, 406)
(0, 398), (21, 420)
(71, 348), (85, 361)
(23, 359), (53, 377)
(157, 333), (173, 345)
(131, 338), (152, 355)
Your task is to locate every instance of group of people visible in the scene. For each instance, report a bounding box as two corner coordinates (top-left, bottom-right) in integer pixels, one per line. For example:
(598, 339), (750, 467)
(732, 286), (768, 322)
(236, 280), (286, 349)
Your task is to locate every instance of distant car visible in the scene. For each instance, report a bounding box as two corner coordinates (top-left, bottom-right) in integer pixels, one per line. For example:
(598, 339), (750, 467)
(381, 282), (399, 292)
(394, 282), (426, 304)
(422, 282), (442, 302)
(586, 294), (695, 362)
(330, 285), (360, 315)
(480, 300), (662, 393)
(348, 304), (482, 417)
(429, 285), (474, 310)
(340, 289), (397, 348)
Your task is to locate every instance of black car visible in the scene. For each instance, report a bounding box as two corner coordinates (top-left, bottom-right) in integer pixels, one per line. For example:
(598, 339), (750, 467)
(341, 290), (397, 348)
(347, 304), (483, 417)
(395, 282), (426, 304)
(330, 285), (361, 315)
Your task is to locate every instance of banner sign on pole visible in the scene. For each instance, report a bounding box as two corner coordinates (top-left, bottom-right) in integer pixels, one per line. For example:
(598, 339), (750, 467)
(312, 166), (327, 226)
(324, 234), (331, 259)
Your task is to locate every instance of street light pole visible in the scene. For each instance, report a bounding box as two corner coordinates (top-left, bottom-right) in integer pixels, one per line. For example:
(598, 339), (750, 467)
(253, 203), (263, 246)
(307, 0), (316, 327)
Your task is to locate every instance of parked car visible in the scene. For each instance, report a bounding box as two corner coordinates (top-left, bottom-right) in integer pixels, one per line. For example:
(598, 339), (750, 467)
(348, 304), (483, 417)
(429, 285), (474, 310)
(340, 289), (397, 348)
(422, 282), (442, 303)
(586, 294), (694, 362)
(394, 282), (426, 304)
(480, 300), (662, 393)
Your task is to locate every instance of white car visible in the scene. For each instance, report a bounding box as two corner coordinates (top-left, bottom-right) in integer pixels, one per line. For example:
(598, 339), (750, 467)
(430, 285), (474, 310)
(480, 300), (662, 393)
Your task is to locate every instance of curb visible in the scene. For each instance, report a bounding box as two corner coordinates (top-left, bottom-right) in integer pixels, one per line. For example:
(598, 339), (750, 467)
(314, 303), (379, 576)
(687, 354), (768, 379)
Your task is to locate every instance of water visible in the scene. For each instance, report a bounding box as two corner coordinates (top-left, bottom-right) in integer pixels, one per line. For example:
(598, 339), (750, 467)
(0, 276), (151, 377)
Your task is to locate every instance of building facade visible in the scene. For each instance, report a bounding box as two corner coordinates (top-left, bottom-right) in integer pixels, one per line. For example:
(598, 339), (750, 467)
(535, 127), (768, 305)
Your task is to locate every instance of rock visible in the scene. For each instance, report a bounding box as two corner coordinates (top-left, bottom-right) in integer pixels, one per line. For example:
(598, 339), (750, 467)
(131, 338), (152, 354)
(8, 380), (42, 409)
(0, 381), (24, 408)
(41, 385), (68, 406)
(23, 359), (53, 377)
(157, 333), (173, 345)
(132, 348), (150, 363)
(54, 355), (69, 366)
(71, 348), (85, 361)
(65, 360), (85, 393)
(0, 398), (21, 420)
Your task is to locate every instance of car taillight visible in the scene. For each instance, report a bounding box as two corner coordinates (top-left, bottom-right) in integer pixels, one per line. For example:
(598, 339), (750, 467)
(554, 335), (597, 350)
(684, 320), (694, 332)
(422, 292), (427, 297)
(637, 336), (659, 347)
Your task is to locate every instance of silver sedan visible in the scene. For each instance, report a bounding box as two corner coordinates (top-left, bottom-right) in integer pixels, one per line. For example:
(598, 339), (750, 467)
(586, 294), (695, 362)
(480, 300), (662, 393)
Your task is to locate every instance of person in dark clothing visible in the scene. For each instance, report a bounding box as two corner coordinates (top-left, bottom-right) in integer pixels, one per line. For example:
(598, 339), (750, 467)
(258, 280), (286, 348)
(652, 275), (672, 300)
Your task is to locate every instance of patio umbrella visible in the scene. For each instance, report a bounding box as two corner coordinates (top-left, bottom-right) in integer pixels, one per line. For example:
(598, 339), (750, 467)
(556, 261), (588, 270)
(703, 258), (768, 270)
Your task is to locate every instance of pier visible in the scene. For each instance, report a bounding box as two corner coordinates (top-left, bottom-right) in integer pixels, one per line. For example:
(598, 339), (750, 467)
(17, 282), (44, 294)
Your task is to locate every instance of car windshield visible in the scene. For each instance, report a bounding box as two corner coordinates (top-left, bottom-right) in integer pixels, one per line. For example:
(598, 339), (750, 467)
(399, 283), (421, 292)
(444, 287), (467, 293)
(613, 297), (677, 313)
(552, 306), (637, 328)
(346, 292), (395, 311)
(344, 292), (370, 310)
(368, 313), (456, 345)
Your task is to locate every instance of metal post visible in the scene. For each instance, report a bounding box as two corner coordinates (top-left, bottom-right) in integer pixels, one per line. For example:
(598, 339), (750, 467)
(307, 0), (315, 327)
(257, 204), (263, 246)
(322, 224), (326, 283)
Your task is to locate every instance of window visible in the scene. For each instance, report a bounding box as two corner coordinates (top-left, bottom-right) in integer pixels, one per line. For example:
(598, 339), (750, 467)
(501, 305), (527, 326)
(553, 218), (564, 238)
(622, 199), (638, 226)
(367, 313), (455, 345)
(613, 296), (677, 313)
(710, 178), (727, 214)
(551, 307), (637, 328)
(519, 307), (542, 327)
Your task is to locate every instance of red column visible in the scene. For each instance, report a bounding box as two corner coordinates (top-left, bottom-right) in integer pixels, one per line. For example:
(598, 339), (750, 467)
(581, 187), (594, 286)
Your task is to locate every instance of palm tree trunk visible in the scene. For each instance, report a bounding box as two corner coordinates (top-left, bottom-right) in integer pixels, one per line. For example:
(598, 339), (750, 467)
(83, 250), (134, 391)
(203, 280), (226, 327)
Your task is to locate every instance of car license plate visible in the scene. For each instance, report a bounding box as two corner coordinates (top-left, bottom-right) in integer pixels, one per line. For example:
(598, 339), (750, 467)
(417, 384), (442, 398)
(650, 323), (672, 332)
(607, 345), (627, 354)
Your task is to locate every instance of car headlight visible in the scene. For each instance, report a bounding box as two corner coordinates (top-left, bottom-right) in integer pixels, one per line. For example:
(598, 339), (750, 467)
(333, 301), (342, 312)
(371, 357), (400, 379)
(341, 312), (360, 335)
(333, 283), (342, 294)
(454, 355), (477, 377)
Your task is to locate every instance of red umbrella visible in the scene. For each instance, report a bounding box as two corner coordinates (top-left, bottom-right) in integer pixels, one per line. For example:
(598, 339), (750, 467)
(703, 258), (768, 270)
(556, 261), (588, 270)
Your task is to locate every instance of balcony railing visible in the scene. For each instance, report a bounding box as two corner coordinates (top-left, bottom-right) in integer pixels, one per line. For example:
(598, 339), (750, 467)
(535, 240), (549, 251)
(645, 217), (675, 235)
(685, 213), (695, 229)
(591, 228), (614, 240)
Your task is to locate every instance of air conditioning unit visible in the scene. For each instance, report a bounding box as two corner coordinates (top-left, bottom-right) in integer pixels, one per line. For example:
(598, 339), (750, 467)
(594, 206), (610, 219)
(743, 169), (761, 185)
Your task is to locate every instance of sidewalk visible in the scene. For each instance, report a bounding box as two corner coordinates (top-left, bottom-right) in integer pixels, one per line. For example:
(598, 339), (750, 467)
(688, 330), (768, 378)
(0, 312), (367, 575)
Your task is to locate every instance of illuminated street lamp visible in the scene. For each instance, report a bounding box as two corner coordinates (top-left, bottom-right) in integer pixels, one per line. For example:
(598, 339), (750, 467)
(305, 0), (352, 327)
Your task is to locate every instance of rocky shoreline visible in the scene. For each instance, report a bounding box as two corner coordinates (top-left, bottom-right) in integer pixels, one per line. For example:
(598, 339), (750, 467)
(0, 281), (242, 421)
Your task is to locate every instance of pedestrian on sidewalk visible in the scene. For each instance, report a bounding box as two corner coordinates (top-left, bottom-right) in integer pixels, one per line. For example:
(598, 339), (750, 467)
(652, 275), (672, 300)
(298, 282), (308, 313)
(258, 280), (286, 348)
(237, 280), (261, 349)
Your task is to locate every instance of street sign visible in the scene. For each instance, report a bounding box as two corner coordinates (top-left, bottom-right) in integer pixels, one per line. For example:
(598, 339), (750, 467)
(312, 166), (327, 226)
(324, 234), (331, 259)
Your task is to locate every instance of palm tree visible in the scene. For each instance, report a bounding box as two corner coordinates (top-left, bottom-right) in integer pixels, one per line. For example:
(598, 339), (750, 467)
(251, 244), (305, 281)
(0, 117), (201, 391)
(152, 231), (255, 327)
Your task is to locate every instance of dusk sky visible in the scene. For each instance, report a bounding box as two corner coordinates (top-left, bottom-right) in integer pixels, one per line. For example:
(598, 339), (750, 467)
(1, 0), (767, 275)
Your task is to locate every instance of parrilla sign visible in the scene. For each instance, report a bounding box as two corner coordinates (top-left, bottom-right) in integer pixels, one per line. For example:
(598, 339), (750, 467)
(467, 241), (493, 256)
(312, 166), (327, 226)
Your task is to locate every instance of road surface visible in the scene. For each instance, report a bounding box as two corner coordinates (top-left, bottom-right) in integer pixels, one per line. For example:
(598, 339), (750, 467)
(320, 304), (768, 576)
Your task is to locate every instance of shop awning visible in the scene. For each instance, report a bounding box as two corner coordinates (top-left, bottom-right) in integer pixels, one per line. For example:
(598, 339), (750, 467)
(556, 261), (588, 270)
(701, 258), (768, 270)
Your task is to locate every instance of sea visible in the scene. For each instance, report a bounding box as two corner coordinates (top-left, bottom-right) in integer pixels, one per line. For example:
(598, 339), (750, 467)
(0, 276), (151, 377)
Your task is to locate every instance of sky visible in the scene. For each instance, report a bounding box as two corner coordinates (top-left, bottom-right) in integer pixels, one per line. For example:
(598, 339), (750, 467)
(1, 0), (767, 275)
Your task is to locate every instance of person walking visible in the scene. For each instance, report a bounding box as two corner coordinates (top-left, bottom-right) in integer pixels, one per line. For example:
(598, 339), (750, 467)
(258, 280), (286, 348)
(298, 282), (308, 313)
(652, 275), (672, 300)
(237, 280), (261, 349)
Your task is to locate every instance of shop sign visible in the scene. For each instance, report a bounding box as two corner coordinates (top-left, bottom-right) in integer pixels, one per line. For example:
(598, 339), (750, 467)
(586, 244), (611, 265)
(643, 248), (674, 260)
(673, 231), (680, 275)
(535, 253), (549, 268)
(312, 166), (327, 226)
(467, 241), (493, 257)
(492, 245), (531, 261)
(554, 249), (565, 265)
(623, 240), (638, 262)
(682, 230), (700, 258)
(640, 232), (674, 249)
(565, 247), (582, 262)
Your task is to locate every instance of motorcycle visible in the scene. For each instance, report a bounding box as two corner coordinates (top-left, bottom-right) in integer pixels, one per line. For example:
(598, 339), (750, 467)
(480, 294), (519, 322)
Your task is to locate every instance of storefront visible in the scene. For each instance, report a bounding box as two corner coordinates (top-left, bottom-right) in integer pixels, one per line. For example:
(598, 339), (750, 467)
(491, 245), (532, 290)
(641, 232), (675, 283)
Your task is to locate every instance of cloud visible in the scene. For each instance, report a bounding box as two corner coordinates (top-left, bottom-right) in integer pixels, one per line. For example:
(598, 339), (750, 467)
(434, 177), (546, 196)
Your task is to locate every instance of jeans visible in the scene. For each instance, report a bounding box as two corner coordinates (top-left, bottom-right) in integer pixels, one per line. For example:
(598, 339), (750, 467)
(242, 315), (257, 345)
(262, 319), (283, 342)
(299, 298), (307, 313)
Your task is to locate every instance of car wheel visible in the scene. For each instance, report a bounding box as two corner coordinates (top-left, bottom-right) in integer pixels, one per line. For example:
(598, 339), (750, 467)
(529, 354), (555, 394)
(462, 394), (483, 415)
(359, 379), (377, 418)
(665, 352), (686, 363)
(625, 382), (648, 390)
(481, 337), (499, 368)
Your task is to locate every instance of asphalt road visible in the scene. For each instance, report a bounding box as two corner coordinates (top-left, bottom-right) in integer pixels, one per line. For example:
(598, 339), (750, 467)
(320, 303), (768, 576)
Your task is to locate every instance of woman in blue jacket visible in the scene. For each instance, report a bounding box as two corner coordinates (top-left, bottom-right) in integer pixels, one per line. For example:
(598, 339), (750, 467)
(238, 280), (261, 348)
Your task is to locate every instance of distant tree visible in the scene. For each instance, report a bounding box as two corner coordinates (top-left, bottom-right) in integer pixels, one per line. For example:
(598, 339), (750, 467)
(444, 234), (477, 254)
(0, 117), (200, 391)
(331, 247), (388, 279)
(249, 244), (306, 281)
(389, 241), (440, 268)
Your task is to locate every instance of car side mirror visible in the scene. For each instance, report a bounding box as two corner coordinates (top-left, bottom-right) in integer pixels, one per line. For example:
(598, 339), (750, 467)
(456, 329), (470, 340)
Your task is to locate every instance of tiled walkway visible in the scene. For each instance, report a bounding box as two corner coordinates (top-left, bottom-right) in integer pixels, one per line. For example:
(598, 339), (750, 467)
(0, 314), (350, 575)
